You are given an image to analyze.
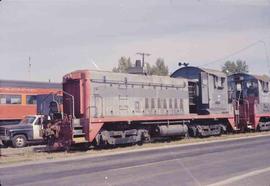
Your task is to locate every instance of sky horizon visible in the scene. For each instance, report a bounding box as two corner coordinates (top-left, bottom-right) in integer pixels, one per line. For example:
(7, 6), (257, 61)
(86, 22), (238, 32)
(0, 0), (269, 82)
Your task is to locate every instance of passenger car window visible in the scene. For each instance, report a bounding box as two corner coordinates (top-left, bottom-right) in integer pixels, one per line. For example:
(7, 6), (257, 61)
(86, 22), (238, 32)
(26, 95), (37, 104)
(0, 94), (22, 104)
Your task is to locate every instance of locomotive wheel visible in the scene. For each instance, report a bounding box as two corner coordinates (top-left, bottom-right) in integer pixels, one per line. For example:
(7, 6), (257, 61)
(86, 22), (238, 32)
(217, 126), (222, 136)
(256, 125), (261, 132)
(12, 135), (27, 148)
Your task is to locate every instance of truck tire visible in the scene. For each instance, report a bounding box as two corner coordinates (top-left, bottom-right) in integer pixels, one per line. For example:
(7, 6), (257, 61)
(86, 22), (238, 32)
(12, 135), (27, 148)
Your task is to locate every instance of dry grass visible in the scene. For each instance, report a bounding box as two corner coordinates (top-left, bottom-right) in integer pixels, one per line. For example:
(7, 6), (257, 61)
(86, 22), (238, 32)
(1, 131), (270, 166)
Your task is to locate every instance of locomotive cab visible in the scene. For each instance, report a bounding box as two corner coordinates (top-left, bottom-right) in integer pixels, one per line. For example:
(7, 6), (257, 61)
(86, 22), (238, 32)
(228, 73), (270, 131)
(171, 66), (229, 115)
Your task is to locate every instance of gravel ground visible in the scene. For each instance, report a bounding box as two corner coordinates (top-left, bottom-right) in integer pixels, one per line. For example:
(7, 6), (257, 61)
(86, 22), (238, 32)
(1, 131), (270, 166)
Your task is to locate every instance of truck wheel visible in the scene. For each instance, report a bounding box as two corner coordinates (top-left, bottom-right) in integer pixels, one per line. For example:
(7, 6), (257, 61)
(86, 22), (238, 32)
(12, 135), (27, 148)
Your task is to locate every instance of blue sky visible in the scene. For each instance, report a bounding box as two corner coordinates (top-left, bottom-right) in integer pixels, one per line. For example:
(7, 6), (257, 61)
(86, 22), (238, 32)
(0, 0), (269, 82)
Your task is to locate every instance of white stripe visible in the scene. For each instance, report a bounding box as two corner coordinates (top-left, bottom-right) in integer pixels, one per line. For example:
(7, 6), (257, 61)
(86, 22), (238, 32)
(207, 166), (270, 186)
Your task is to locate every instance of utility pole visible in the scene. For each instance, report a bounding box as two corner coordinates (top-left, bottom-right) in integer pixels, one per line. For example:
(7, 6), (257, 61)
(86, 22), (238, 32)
(28, 56), (31, 80)
(136, 52), (151, 68)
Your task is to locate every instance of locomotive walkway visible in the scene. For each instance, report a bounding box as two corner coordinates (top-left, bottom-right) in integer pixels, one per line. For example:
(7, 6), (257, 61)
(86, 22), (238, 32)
(1, 135), (270, 186)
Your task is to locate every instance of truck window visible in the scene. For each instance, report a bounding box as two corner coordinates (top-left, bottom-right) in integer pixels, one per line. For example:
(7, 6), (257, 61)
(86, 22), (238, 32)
(35, 118), (42, 125)
(20, 116), (36, 125)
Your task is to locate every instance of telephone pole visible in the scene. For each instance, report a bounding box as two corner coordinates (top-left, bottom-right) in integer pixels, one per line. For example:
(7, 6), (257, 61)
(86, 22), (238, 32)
(136, 52), (151, 67)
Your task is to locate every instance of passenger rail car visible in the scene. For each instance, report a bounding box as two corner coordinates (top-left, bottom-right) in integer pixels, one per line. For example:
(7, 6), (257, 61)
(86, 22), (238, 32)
(0, 79), (61, 125)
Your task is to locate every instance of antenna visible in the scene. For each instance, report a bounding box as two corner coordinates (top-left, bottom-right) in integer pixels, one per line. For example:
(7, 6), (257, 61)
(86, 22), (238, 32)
(136, 52), (151, 68)
(91, 60), (101, 70)
(28, 56), (31, 80)
(88, 57), (101, 70)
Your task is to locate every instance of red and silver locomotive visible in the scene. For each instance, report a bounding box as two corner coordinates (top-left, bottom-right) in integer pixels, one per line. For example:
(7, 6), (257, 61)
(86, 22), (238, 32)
(41, 64), (270, 149)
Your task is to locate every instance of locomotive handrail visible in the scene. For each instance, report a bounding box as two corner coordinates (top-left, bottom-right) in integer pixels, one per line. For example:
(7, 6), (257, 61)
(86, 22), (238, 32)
(50, 90), (76, 119)
(237, 89), (242, 103)
(90, 79), (186, 89)
(232, 99), (240, 127)
(39, 91), (61, 115)
(61, 90), (76, 119)
(244, 99), (250, 123)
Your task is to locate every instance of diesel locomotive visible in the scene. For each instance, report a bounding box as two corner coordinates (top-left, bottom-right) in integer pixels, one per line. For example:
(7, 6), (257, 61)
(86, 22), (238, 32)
(41, 65), (270, 149)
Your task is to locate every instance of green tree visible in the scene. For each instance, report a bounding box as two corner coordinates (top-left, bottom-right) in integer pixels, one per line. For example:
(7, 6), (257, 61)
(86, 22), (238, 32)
(221, 60), (249, 75)
(112, 56), (132, 73)
(147, 58), (169, 76)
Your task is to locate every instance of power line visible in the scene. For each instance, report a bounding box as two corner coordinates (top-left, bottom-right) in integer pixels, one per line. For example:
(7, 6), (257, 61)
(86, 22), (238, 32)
(260, 40), (270, 75)
(201, 40), (270, 70)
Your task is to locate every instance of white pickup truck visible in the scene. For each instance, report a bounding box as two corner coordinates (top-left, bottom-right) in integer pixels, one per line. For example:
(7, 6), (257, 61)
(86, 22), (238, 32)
(0, 115), (45, 148)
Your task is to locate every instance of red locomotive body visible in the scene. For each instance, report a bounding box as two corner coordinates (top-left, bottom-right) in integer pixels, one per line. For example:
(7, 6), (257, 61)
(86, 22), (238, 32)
(47, 69), (236, 148)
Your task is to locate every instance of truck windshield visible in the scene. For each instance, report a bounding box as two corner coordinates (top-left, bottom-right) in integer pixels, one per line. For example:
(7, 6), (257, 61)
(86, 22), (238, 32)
(19, 116), (36, 125)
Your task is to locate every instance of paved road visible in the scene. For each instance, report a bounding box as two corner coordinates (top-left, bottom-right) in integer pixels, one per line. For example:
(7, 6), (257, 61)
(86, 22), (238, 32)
(1, 136), (270, 186)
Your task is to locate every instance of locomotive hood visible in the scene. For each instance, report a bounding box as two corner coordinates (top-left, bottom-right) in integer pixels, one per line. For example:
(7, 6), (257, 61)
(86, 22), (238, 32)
(0, 124), (32, 130)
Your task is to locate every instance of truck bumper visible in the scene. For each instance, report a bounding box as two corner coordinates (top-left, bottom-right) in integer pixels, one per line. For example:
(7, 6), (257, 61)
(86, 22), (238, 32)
(0, 135), (11, 142)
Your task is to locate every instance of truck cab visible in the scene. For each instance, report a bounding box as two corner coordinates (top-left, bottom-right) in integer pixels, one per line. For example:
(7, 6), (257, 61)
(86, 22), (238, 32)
(0, 115), (45, 148)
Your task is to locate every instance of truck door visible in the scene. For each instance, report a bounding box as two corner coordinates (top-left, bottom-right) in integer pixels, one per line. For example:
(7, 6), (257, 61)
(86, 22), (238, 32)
(33, 117), (43, 140)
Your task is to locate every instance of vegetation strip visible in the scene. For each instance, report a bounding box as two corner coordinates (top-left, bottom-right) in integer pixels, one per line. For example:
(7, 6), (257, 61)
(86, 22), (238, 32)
(1, 131), (270, 167)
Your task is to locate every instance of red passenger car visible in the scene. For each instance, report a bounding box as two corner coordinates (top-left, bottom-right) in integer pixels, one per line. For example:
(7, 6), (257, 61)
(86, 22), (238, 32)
(0, 79), (61, 125)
